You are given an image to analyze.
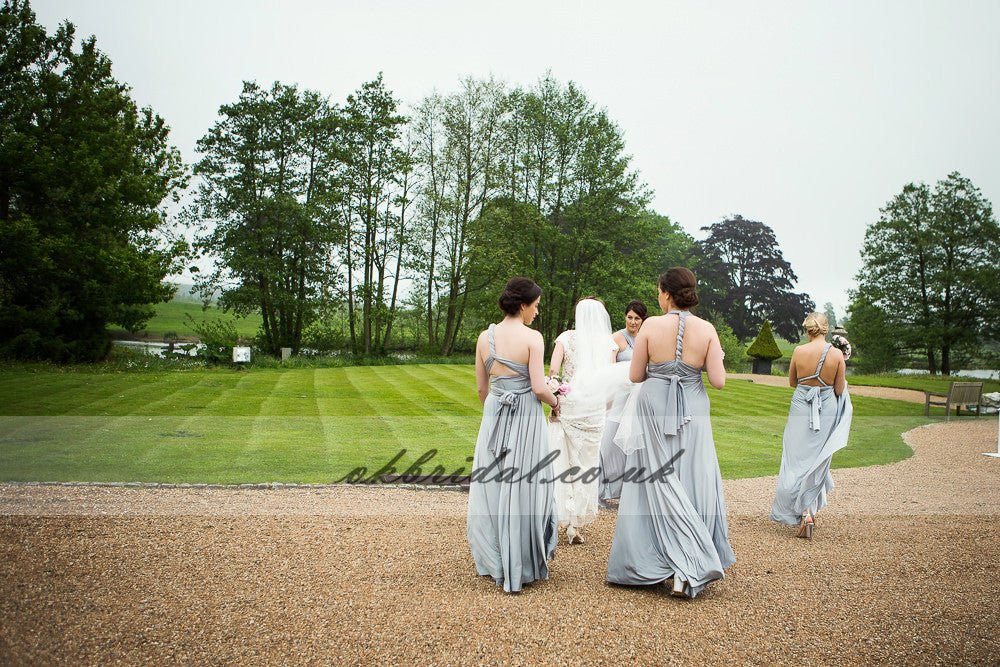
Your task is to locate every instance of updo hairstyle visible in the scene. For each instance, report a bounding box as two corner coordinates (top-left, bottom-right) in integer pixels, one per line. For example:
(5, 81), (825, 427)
(658, 267), (699, 309)
(625, 299), (647, 320)
(802, 312), (829, 338)
(498, 277), (542, 316)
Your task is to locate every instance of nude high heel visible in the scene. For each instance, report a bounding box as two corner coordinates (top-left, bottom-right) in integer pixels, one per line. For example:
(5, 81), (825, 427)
(796, 510), (814, 539)
(671, 576), (690, 598)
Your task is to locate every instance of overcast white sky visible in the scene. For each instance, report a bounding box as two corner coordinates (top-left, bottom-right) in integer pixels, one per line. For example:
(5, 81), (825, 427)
(32, 0), (1000, 318)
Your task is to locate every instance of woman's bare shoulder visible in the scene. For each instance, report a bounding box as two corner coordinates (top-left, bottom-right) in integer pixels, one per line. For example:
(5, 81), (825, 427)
(688, 313), (714, 329)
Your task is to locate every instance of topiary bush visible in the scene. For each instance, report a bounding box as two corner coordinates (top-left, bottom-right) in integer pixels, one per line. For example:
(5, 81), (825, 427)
(746, 320), (783, 360)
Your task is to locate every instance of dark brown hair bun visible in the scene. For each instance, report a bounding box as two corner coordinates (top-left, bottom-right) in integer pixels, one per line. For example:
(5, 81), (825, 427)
(498, 277), (542, 316)
(658, 267), (699, 309)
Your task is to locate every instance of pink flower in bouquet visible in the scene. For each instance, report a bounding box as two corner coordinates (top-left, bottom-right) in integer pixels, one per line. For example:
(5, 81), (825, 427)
(546, 376), (571, 396)
(831, 334), (852, 360)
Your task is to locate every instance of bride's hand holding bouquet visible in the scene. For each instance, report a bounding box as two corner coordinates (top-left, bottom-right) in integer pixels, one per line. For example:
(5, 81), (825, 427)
(546, 375), (570, 420)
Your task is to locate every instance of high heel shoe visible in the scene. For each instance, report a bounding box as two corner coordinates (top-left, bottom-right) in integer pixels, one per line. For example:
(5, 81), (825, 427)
(566, 525), (584, 544)
(796, 511), (814, 539)
(671, 577), (690, 598)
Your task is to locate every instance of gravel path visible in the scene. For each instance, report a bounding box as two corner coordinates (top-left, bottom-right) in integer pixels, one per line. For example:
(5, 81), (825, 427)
(2, 419), (999, 664)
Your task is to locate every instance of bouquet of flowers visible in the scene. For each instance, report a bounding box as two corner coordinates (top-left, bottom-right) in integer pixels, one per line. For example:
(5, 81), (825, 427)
(831, 334), (852, 360)
(546, 375), (571, 396)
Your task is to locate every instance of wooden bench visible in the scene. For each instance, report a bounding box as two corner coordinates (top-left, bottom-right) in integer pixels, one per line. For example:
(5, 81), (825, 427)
(924, 381), (984, 420)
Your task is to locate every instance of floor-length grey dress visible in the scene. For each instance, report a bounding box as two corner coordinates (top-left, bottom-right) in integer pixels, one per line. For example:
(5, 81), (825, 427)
(467, 324), (558, 592)
(598, 329), (635, 504)
(770, 344), (853, 525)
(607, 311), (735, 597)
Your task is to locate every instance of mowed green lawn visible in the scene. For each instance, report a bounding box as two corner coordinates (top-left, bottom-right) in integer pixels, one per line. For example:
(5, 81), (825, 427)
(113, 299), (263, 340)
(0, 365), (930, 484)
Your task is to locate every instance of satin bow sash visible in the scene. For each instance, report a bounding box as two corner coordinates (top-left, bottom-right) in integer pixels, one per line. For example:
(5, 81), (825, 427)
(645, 371), (692, 437)
(801, 385), (823, 431)
(485, 380), (534, 456)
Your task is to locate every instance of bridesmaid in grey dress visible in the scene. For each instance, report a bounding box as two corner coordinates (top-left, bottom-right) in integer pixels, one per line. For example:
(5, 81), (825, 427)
(467, 277), (560, 593)
(770, 312), (852, 538)
(607, 268), (735, 599)
(599, 299), (647, 505)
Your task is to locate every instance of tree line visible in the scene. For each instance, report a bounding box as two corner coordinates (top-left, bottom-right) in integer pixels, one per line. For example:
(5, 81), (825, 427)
(3, 0), (998, 372)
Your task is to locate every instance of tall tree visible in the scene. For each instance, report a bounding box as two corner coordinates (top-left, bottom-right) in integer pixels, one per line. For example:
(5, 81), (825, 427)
(0, 0), (187, 361)
(411, 76), (507, 354)
(189, 81), (343, 355)
(855, 172), (1000, 374)
(481, 74), (654, 344)
(695, 215), (813, 341)
(843, 290), (902, 373)
(340, 74), (408, 354)
(823, 302), (838, 330)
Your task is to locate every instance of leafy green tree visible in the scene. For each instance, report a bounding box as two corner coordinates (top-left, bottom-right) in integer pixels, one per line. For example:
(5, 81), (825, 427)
(843, 291), (902, 373)
(855, 172), (1000, 374)
(410, 76), (508, 354)
(478, 74), (655, 345)
(823, 302), (838, 330)
(189, 81), (343, 356)
(340, 74), (410, 354)
(695, 215), (814, 342)
(0, 0), (186, 361)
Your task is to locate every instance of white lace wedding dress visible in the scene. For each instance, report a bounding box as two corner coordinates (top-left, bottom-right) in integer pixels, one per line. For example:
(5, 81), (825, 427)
(549, 329), (616, 535)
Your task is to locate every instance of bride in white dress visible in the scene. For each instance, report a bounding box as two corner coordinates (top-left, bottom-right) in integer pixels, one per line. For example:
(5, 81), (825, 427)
(547, 297), (618, 544)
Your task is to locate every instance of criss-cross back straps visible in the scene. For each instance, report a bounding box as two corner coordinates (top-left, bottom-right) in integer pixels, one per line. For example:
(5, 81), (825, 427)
(668, 310), (688, 359)
(484, 323), (499, 374)
(798, 344), (832, 386)
(486, 323), (528, 376)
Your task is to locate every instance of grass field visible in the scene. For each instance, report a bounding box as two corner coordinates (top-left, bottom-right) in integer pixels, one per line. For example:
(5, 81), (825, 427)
(112, 299), (263, 340)
(0, 362), (941, 484)
(846, 373), (999, 395)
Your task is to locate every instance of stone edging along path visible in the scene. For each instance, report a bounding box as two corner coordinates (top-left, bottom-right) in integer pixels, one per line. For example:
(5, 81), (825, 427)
(2, 480), (467, 491)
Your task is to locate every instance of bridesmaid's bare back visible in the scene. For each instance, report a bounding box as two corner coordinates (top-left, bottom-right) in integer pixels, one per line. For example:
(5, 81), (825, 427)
(791, 341), (845, 391)
(477, 320), (539, 377)
(645, 313), (713, 367)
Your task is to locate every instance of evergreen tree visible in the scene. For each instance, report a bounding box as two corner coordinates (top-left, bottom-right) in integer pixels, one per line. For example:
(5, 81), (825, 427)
(0, 0), (187, 361)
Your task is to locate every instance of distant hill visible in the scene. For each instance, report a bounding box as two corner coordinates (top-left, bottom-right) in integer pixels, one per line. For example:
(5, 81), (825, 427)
(166, 282), (217, 305)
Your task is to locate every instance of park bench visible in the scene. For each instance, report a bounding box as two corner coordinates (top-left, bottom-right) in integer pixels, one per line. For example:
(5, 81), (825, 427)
(924, 381), (984, 420)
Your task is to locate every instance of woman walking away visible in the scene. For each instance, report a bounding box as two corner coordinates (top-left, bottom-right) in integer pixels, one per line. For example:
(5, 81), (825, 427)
(467, 277), (560, 593)
(770, 312), (853, 538)
(607, 268), (735, 599)
(548, 297), (617, 544)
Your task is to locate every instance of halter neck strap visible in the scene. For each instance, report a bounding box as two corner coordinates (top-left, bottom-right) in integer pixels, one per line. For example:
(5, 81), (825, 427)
(667, 310), (689, 358)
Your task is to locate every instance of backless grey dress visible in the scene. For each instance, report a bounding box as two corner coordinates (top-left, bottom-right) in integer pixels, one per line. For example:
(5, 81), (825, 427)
(770, 344), (853, 524)
(606, 311), (735, 597)
(598, 328), (635, 503)
(467, 324), (558, 592)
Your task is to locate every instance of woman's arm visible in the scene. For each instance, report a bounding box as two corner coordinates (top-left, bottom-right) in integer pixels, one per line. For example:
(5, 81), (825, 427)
(788, 349), (799, 387)
(548, 340), (565, 379)
(833, 350), (847, 396)
(629, 327), (650, 383)
(612, 330), (626, 354)
(704, 327), (726, 389)
(475, 331), (490, 405)
(530, 332), (558, 408)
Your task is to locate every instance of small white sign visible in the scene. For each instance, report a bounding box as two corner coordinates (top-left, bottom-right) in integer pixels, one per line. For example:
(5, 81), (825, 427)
(232, 346), (251, 363)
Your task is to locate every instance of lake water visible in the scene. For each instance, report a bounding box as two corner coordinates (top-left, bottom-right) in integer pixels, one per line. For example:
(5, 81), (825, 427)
(114, 340), (202, 358)
(893, 368), (999, 380)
